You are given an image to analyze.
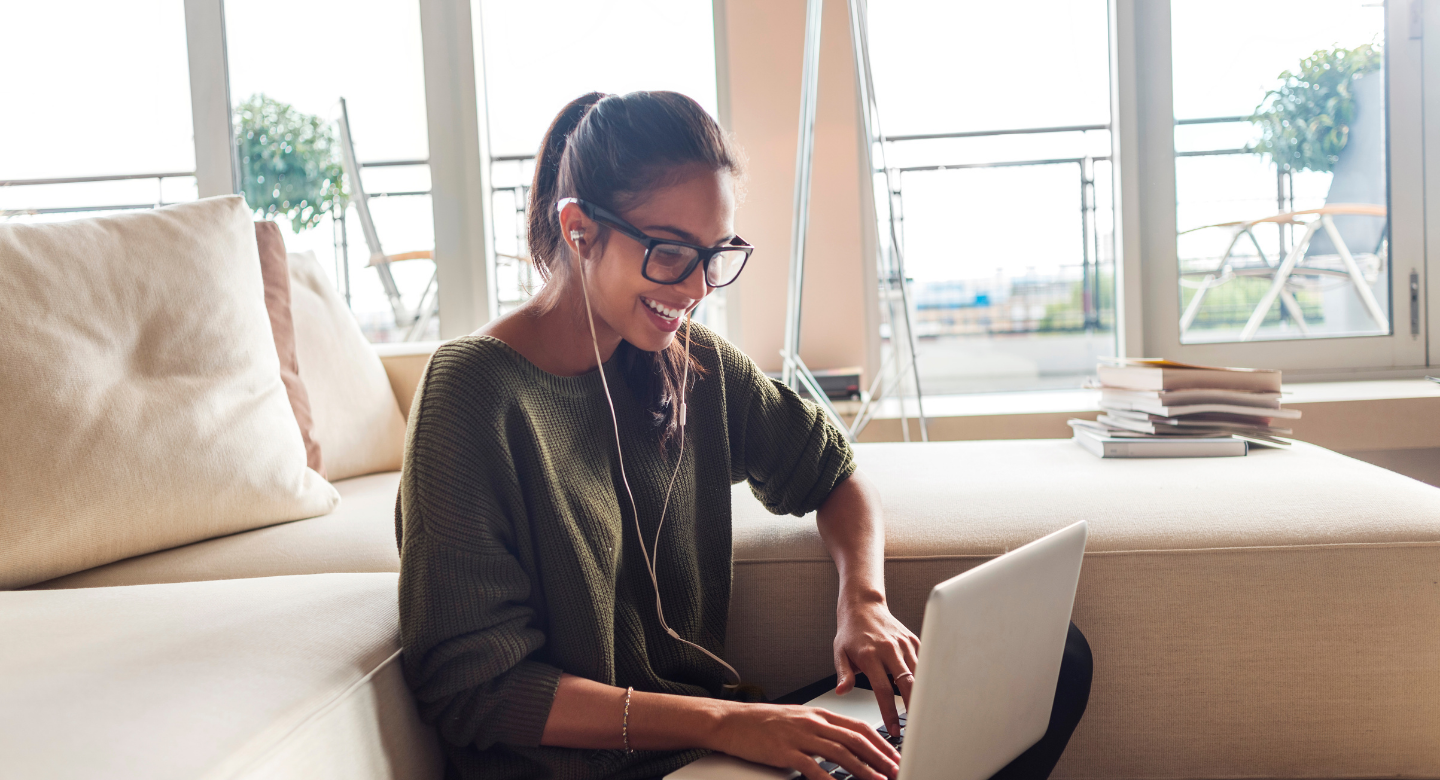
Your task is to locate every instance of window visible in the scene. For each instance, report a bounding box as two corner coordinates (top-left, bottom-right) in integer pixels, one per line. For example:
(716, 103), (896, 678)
(1171, 1), (1388, 344)
(0, 0), (197, 223)
(1131, 0), (1425, 374)
(866, 0), (1116, 394)
(225, 0), (436, 343)
(476, 0), (720, 318)
(13, 1), (1440, 382)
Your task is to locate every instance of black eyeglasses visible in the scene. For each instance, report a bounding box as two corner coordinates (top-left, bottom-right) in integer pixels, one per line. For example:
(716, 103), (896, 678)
(557, 197), (753, 288)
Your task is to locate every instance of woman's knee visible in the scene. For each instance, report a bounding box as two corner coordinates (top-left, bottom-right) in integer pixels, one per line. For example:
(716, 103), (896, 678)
(1065, 623), (1093, 683)
(1054, 622), (1093, 725)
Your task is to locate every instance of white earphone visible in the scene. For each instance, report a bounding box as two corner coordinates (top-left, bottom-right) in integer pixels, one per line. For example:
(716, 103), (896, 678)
(570, 226), (741, 689)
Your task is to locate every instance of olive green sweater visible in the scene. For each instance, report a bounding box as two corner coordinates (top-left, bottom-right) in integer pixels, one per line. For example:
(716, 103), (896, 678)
(396, 324), (855, 780)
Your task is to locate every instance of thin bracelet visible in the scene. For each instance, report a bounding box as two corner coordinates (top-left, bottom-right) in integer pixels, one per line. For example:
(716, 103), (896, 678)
(623, 686), (634, 754)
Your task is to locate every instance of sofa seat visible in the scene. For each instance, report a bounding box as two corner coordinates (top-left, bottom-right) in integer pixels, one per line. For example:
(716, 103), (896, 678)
(25, 439), (1440, 779)
(0, 573), (441, 780)
(728, 440), (1440, 780)
(30, 472), (404, 590)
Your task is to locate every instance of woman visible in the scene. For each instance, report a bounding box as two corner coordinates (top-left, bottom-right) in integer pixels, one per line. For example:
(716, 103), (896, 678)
(396, 91), (1091, 780)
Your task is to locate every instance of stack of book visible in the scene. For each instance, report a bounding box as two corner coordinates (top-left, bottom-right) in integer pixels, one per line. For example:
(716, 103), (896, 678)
(1069, 359), (1300, 458)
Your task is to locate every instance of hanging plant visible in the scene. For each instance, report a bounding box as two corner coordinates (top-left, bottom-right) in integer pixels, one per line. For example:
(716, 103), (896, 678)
(1251, 43), (1382, 174)
(234, 94), (348, 232)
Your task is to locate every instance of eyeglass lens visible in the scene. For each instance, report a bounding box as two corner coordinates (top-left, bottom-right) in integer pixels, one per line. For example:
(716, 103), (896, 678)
(705, 249), (748, 286)
(646, 245), (748, 287)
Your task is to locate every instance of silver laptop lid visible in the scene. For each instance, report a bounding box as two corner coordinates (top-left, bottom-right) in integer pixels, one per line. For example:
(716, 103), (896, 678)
(898, 520), (1087, 780)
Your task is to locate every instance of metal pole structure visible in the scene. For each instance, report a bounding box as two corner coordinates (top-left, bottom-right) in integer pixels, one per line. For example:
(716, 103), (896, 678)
(847, 0), (927, 441)
(339, 209), (352, 307)
(782, 0), (825, 391)
(1080, 159), (1092, 330)
(779, 0), (851, 438)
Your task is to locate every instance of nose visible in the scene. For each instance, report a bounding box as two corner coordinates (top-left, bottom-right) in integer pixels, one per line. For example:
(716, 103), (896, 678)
(678, 260), (710, 306)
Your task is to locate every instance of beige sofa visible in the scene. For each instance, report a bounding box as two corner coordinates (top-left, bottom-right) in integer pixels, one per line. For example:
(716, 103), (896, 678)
(7, 339), (1440, 779)
(5, 201), (1440, 780)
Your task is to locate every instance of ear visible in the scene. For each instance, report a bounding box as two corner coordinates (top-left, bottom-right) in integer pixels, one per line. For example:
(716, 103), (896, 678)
(558, 201), (598, 260)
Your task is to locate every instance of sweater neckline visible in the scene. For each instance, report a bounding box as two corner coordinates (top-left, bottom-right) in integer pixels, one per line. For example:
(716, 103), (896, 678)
(466, 334), (623, 398)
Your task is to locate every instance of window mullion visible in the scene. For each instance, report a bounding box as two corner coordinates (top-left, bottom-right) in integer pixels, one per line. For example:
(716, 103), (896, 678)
(1108, 0), (1147, 357)
(1424, 0), (1439, 365)
(419, 0), (494, 336)
(183, 0), (237, 198)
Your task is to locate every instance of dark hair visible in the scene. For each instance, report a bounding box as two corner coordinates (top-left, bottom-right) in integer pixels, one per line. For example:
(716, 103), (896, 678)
(528, 91), (742, 449)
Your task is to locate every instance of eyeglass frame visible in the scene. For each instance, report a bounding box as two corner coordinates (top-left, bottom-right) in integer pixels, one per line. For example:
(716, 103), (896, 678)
(556, 197), (753, 288)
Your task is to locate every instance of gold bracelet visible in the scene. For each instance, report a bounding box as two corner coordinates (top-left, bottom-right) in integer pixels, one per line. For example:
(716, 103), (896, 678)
(623, 686), (634, 754)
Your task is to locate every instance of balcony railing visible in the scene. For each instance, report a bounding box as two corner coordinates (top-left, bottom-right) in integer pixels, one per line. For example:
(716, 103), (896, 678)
(0, 157), (434, 218)
(882, 123), (1114, 336)
(878, 116), (1267, 339)
(0, 171), (197, 217)
(489, 155), (538, 313)
(5, 119), (1267, 335)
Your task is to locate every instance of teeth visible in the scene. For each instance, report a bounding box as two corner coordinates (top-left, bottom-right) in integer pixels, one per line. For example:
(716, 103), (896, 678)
(643, 297), (683, 320)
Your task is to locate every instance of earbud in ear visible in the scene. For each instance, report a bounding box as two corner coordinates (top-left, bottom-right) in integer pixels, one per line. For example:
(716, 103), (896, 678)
(570, 230), (583, 241)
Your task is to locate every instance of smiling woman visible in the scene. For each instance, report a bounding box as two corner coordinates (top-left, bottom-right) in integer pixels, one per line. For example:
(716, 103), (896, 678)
(394, 91), (935, 780)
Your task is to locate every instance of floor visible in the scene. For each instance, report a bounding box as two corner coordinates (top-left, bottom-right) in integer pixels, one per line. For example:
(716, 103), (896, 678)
(1342, 447), (1440, 488)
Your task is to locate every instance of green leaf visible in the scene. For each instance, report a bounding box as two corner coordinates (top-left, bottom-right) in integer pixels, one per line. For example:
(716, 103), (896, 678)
(233, 94), (350, 232)
(1250, 43), (1382, 174)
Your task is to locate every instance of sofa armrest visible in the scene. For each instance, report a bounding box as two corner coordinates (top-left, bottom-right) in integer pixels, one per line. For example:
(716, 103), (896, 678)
(373, 341), (442, 421)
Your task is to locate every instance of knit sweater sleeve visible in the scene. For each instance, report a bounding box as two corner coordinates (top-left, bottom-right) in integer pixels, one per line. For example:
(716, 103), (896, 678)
(395, 342), (562, 751)
(715, 333), (856, 516)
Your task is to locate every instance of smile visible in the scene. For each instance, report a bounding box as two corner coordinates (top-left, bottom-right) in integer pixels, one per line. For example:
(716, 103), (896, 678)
(641, 296), (685, 321)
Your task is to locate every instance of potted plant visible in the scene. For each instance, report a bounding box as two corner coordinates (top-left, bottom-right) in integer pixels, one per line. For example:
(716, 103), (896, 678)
(233, 94), (348, 231)
(1250, 43), (1382, 175)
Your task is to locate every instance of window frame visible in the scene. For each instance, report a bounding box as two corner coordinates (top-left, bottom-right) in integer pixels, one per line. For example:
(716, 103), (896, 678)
(178, 0), (1440, 377)
(1120, 0), (1430, 377)
(183, 0), (495, 340)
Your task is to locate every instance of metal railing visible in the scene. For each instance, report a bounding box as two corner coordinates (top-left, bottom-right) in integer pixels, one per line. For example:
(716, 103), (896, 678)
(352, 157), (430, 199)
(1171, 115), (1302, 256)
(0, 157), (434, 217)
(488, 156), (538, 313)
(328, 157), (431, 308)
(879, 116), (1276, 337)
(0, 171), (196, 216)
(485, 140), (1123, 335)
(884, 123), (1115, 333)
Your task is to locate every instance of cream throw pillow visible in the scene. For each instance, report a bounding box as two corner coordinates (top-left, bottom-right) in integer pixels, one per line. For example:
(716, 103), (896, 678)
(0, 196), (340, 589)
(288, 250), (406, 481)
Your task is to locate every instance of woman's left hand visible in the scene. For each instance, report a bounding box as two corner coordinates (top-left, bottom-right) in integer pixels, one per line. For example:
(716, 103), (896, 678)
(833, 595), (921, 737)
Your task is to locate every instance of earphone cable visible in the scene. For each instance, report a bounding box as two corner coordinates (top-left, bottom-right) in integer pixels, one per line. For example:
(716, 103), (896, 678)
(574, 238), (741, 689)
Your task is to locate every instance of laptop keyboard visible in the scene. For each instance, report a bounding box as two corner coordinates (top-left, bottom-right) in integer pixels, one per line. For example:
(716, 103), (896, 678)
(817, 714), (906, 779)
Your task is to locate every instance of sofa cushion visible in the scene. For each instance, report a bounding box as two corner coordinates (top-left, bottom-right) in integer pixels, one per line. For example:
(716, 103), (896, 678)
(31, 471), (403, 590)
(0, 196), (339, 590)
(0, 573), (442, 780)
(289, 250), (406, 481)
(255, 221), (325, 476)
(28, 439), (1440, 778)
(726, 440), (1440, 779)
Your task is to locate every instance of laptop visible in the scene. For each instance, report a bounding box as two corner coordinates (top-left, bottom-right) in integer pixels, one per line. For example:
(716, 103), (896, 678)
(667, 520), (1088, 780)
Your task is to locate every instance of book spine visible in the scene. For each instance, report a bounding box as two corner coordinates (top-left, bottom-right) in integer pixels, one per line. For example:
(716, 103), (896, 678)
(1114, 440), (1247, 457)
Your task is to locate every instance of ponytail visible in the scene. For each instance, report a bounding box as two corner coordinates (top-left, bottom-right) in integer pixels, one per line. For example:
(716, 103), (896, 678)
(527, 92), (604, 286)
(525, 91), (742, 451)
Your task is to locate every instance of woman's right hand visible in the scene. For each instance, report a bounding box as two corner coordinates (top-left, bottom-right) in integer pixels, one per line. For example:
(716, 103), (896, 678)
(708, 702), (900, 780)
